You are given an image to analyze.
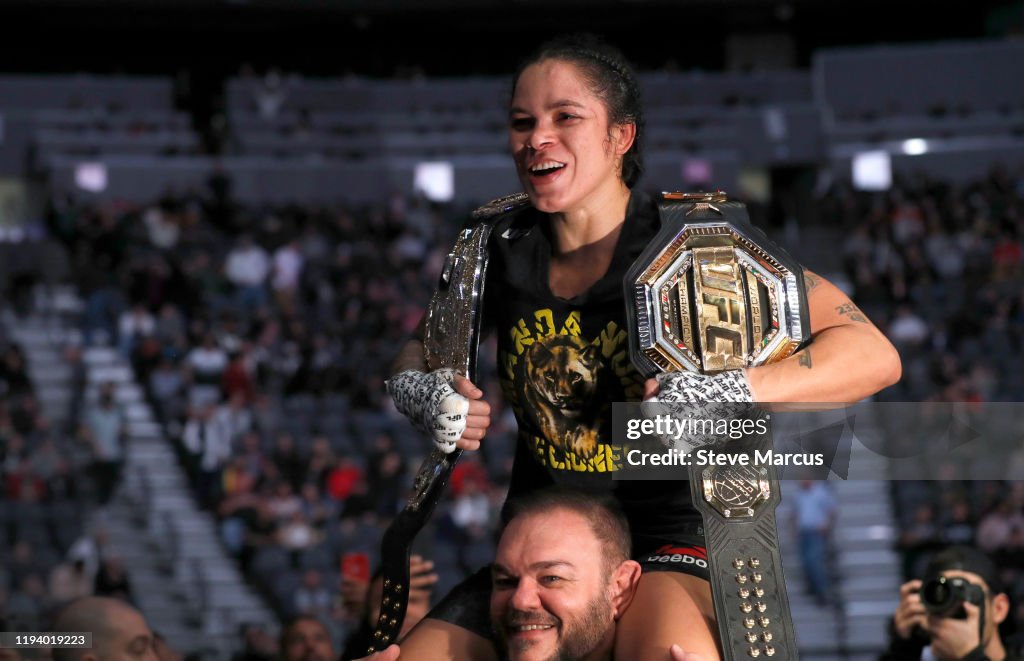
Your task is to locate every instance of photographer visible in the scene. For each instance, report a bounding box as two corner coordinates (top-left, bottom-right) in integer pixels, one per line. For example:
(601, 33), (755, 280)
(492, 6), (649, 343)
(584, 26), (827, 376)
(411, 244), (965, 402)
(881, 545), (1023, 661)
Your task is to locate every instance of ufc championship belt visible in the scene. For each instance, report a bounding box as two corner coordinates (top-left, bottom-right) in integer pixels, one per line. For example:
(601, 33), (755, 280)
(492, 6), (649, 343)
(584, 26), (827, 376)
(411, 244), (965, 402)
(368, 193), (529, 654)
(625, 192), (809, 660)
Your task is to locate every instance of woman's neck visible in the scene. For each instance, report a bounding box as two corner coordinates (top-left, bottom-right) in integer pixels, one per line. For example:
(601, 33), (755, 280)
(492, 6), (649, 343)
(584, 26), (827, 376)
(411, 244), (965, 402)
(548, 180), (631, 255)
(545, 181), (631, 299)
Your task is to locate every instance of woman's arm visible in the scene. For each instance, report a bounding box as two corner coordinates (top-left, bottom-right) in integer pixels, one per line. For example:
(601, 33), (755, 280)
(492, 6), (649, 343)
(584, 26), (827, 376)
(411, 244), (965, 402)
(745, 270), (902, 405)
(391, 327), (429, 375)
(388, 315), (492, 451)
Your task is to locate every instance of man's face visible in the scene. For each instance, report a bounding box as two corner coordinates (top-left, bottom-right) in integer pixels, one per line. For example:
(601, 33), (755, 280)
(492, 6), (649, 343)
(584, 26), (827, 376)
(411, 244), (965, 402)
(281, 618), (334, 661)
(490, 508), (620, 661)
(926, 570), (1007, 661)
(928, 570), (990, 623)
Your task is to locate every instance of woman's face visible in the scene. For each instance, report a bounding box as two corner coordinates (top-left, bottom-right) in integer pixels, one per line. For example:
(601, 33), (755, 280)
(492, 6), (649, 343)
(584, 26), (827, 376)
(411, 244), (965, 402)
(509, 59), (634, 214)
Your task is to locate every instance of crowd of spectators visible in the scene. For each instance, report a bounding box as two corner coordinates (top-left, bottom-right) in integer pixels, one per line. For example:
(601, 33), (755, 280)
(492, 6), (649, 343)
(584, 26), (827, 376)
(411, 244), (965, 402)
(34, 161), (1024, 647)
(0, 336), (139, 639)
(46, 179), (518, 649)
(819, 166), (1024, 630)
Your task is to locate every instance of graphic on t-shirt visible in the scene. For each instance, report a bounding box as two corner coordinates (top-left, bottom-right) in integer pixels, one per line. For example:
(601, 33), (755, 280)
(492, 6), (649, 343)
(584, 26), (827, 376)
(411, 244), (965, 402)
(500, 309), (643, 473)
(520, 334), (604, 459)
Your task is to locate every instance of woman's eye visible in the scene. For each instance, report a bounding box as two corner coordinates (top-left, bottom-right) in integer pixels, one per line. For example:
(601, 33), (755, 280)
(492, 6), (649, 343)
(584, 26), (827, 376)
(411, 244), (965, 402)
(557, 113), (578, 122)
(510, 118), (533, 131)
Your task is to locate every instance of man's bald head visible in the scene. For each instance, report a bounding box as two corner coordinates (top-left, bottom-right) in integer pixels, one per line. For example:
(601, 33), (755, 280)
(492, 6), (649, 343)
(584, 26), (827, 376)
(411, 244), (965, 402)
(51, 596), (156, 661)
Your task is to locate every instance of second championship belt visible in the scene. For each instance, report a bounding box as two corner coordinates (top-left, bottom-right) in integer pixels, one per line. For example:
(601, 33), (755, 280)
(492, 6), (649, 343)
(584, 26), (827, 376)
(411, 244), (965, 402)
(625, 192), (808, 660)
(367, 193), (528, 655)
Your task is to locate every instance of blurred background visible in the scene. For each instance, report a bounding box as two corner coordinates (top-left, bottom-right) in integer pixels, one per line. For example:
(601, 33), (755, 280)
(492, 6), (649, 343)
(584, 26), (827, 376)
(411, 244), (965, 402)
(0, 0), (1023, 659)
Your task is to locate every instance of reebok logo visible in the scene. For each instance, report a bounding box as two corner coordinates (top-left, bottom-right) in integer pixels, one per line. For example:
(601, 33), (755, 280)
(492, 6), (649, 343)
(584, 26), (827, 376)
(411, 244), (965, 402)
(645, 544), (709, 568)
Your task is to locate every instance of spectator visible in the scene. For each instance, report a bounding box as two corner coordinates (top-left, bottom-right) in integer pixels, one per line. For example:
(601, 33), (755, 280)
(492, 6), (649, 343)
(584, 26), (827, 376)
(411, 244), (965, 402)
(880, 545), (1023, 660)
(272, 238), (304, 313)
(271, 432), (305, 492)
(93, 554), (133, 602)
(49, 595), (158, 661)
(791, 479), (838, 606)
(215, 392), (254, 446)
(280, 615), (335, 661)
(340, 555), (438, 660)
(47, 555), (93, 606)
(900, 503), (943, 580)
(889, 305), (931, 349)
(184, 333), (228, 409)
(977, 500), (1024, 554)
(224, 234), (270, 314)
(80, 383), (125, 506)
(231, 622), (278, 661)
(293, 570), (333, 621)
(117, 303), (156, 359)
(181, 403), (232, 508)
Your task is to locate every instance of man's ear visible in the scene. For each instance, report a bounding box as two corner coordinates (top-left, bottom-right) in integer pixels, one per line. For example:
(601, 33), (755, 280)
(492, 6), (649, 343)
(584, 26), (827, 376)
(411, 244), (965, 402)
(992, 592), (1011, 625)
(610, 122), (637, 157)
(609, 559), (643, 620)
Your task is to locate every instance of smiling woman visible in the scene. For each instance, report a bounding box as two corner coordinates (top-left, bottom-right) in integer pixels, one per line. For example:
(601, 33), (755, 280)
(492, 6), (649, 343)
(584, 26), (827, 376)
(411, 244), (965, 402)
(384, 32), (900, 661)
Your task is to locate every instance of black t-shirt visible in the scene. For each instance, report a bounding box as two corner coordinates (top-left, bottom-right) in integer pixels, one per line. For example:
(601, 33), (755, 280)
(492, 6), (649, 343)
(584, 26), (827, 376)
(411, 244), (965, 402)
(482, 190), (701, 540)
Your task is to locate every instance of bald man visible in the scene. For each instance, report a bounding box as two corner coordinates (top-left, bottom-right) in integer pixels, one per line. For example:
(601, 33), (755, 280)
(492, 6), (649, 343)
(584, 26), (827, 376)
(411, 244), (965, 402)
(50, 596), (158, 661)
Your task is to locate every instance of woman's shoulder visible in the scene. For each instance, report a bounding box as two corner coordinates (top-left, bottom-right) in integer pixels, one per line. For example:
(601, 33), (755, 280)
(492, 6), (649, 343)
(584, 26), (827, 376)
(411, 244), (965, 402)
(471, 192), (531, 224)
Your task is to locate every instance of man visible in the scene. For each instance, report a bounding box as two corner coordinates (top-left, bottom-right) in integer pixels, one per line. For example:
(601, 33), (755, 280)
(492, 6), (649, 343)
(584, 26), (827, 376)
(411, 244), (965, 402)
(791, 479), (838, 606)
(50, 596), (158, 661)
(354, 487), (704, 661)
(279, 615), (335, 661)
(487, 489), (642, 661)
(881, 545), (1024, 661)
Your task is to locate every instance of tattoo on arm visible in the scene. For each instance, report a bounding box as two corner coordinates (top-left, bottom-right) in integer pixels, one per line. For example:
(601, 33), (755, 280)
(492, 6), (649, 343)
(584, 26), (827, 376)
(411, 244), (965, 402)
(798, 349), (812, 369)
(835, 302), (868, 323)
(804, 270), (821, 292)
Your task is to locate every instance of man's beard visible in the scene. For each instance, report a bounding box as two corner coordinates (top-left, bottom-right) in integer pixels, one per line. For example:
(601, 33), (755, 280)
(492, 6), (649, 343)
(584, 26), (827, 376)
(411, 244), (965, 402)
(498, 591), (614, 661)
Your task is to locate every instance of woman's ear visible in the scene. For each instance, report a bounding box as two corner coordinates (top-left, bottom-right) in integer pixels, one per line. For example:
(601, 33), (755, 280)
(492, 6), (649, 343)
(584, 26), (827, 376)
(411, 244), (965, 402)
(610, 122), (637, 156)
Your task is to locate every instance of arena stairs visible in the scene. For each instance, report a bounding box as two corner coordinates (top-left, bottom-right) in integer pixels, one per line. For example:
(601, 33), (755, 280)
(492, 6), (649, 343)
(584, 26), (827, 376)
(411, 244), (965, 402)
(6, 286), (277, 659)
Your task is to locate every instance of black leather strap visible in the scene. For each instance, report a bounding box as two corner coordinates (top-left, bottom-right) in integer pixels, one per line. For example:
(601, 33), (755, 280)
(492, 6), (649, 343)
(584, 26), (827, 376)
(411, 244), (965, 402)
(367, 447), (462, 653)
(689, 433), (799, 660)
(367, 218), (498, 655)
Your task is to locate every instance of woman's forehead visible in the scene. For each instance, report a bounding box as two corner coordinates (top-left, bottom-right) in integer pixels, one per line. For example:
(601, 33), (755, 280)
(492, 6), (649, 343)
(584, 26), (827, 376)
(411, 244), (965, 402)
(512, 59), (600, 106)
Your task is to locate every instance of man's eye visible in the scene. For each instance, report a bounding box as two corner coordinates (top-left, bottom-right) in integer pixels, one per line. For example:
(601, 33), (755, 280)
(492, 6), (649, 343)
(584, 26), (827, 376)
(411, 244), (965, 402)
(540, 575), (565, 585)
(493, 576), (517, 589)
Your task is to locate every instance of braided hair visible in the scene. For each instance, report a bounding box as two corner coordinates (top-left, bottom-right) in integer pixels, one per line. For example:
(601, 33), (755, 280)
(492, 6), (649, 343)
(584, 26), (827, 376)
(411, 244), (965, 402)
(512, 33), (645, 188)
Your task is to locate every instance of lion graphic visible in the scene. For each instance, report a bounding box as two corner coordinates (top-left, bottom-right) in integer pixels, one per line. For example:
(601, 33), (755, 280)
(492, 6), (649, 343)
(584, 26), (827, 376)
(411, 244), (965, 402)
(520, 335), (606, 459)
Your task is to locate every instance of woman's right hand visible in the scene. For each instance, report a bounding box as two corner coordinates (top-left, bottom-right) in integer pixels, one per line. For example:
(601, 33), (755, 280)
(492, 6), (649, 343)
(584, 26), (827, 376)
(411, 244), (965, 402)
(452, 374), (491, 451)
(386, 369), (490, 453)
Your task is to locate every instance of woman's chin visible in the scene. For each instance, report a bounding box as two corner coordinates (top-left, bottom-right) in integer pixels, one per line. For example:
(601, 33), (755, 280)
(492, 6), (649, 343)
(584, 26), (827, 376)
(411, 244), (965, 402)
(525, 190), (565, 214)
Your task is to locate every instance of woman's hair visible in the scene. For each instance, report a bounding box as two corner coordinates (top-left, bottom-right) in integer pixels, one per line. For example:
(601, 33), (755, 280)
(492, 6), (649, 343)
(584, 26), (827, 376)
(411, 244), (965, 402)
(512, 33), (645, 188)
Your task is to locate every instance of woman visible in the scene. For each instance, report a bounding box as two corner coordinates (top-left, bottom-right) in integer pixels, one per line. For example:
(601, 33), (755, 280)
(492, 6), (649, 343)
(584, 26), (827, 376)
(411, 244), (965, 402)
(386, 34), (901, 660)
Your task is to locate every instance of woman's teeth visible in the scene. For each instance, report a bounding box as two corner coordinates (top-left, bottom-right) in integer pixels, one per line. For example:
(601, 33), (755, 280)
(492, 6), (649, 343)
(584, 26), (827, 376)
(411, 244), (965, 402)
(529, 162), (566, 176)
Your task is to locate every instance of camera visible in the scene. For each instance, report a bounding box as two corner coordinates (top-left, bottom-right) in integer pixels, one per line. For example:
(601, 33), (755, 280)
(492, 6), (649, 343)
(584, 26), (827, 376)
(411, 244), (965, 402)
(920, 575), (986, 619)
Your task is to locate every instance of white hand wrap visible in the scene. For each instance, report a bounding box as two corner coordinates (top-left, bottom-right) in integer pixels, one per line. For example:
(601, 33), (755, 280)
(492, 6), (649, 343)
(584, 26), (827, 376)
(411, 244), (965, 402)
(386, 368), (468, 454)
(643, 370), (755, 452)
(653, 369), (755, 404)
